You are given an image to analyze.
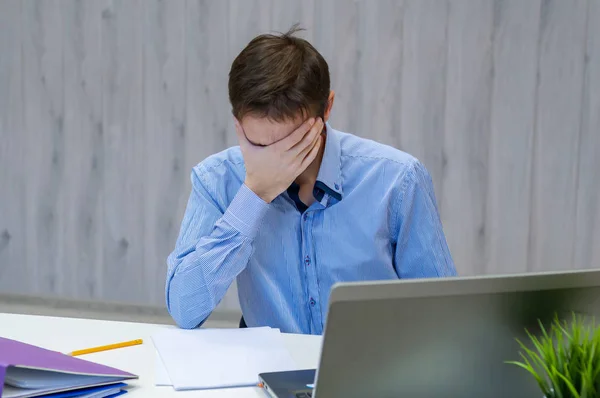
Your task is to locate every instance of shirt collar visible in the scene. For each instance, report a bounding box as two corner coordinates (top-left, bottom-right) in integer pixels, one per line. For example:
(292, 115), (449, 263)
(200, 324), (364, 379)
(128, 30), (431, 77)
(315, 123), (343, 201)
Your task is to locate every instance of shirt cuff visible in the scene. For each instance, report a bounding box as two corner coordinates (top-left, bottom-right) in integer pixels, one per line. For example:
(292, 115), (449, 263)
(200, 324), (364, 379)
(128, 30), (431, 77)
(222, 184), (270, 239)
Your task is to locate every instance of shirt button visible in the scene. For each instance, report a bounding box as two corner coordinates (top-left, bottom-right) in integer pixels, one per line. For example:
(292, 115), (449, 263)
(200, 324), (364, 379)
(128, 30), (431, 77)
(305, 256), (310, 266)
(334, 183), (339, 190)
(303, 213), (308, 221)
(310, 298), (316, 306)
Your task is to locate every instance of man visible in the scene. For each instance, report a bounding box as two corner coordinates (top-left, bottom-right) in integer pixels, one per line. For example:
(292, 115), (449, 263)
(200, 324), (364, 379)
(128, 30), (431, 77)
(166, 27), (456, 334)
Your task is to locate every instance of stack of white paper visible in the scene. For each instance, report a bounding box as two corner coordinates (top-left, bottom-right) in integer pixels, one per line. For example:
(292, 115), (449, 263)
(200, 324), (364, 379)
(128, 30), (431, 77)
(152, 327), (297, 390)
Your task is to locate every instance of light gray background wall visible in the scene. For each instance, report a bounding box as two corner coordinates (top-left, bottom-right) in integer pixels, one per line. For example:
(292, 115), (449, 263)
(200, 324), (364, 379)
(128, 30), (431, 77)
(1, 0), (599, 315)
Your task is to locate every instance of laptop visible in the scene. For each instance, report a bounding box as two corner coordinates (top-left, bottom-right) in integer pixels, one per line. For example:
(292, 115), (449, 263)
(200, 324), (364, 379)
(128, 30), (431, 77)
(259, 269), (600, 398)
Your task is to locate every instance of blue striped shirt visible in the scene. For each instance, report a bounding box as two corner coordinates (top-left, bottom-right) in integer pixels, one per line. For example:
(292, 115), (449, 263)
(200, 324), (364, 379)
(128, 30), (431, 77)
(166, 125), (456, 334)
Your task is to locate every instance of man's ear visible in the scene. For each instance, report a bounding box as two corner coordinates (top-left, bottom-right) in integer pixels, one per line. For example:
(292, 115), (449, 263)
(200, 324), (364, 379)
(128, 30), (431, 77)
(323, 91), (335, 123)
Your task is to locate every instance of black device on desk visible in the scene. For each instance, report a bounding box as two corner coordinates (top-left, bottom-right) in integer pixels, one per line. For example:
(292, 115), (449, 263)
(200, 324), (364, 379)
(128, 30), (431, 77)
(259, 269), (600, 398)
(260, 369), (315, 398)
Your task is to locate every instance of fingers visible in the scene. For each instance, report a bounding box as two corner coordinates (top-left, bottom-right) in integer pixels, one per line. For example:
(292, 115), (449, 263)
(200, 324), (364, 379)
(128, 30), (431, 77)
(276, 117), (317, 151)
(289, 118), (323, 156)
(296, 128), (321, 160)
(299, 134), (323, 171)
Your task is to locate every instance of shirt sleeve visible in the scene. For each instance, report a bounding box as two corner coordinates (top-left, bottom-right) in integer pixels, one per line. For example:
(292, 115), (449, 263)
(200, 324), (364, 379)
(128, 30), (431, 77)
(393, 160), (457, 278)
(165, 167), (270, 329)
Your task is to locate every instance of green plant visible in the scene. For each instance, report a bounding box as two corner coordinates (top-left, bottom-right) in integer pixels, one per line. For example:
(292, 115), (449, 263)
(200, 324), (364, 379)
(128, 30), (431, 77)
(507, 313), (600, 398)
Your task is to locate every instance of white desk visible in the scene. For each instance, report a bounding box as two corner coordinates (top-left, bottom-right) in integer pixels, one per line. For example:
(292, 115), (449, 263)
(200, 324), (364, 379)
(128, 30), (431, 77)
(0, 313), (322, 397)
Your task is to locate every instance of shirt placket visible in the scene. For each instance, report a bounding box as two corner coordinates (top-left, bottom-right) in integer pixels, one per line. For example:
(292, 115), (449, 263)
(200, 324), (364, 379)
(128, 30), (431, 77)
(300, 209), (324, 334)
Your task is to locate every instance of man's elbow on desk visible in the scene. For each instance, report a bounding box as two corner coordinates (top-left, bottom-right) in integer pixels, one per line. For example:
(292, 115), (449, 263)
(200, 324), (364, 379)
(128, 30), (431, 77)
(173, 317), (202, 330)
(166, 285), (212, 329)
(167, 300), (208, 329)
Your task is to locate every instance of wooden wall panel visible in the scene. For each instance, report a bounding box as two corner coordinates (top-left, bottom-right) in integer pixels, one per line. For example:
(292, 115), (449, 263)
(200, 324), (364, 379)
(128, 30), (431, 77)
(574, 0), (600, 270)
(485, 0), (541, 274)
(313, 0), (362, 134)
(101, 0), (146, 303)
(356, 0), (404, 147)
(0, 0), (599, 312)
(143, 0), (187, 306)
(22, 0), (65, 295)
(529, 0), (588, 272)
(61, 0), (106, 299)
(440, 1), (494, 275)
(0, 0), (27, 294)
(399, 0), (448, 201)
(184, 0), (230, 168)
(269, 0), (315, 38)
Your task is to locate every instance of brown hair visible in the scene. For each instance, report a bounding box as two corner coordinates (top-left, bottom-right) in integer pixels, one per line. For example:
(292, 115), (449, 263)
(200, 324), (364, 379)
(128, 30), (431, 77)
(228, 24), (330, 122)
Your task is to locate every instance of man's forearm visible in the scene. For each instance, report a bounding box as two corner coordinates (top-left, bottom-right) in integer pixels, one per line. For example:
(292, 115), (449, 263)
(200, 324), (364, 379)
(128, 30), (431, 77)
(165, 184), (270, 328)
(166, 233), (253, 329)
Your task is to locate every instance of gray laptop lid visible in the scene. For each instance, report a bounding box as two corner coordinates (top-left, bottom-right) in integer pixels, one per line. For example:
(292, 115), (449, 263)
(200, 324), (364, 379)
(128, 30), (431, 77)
(313, 269), (600, 398)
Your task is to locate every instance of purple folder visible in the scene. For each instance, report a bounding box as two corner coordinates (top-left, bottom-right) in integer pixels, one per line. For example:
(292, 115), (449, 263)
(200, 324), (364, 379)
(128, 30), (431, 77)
(0, 337), (137, 398)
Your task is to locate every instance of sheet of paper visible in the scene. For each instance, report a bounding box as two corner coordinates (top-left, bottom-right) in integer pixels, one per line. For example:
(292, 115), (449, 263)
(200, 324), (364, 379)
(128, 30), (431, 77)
(153, 329), (282, 387)
(154, 352), (172, 386)
(152, 327), (297, 390)
(153, 327), (282, 387)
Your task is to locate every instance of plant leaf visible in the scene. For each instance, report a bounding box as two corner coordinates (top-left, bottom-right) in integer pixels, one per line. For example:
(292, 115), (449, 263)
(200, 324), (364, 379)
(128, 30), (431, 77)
(506, 360), (549, 394)
(555, 368), (580, 398)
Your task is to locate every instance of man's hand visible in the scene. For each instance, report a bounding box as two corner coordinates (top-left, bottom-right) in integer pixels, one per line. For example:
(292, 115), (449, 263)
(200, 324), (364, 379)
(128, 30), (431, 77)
(235, 117), (324, 203)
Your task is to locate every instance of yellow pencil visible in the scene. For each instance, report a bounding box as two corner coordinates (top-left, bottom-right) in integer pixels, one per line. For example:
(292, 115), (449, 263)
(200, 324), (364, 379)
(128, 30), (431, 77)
(69, 339), (143, 356)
